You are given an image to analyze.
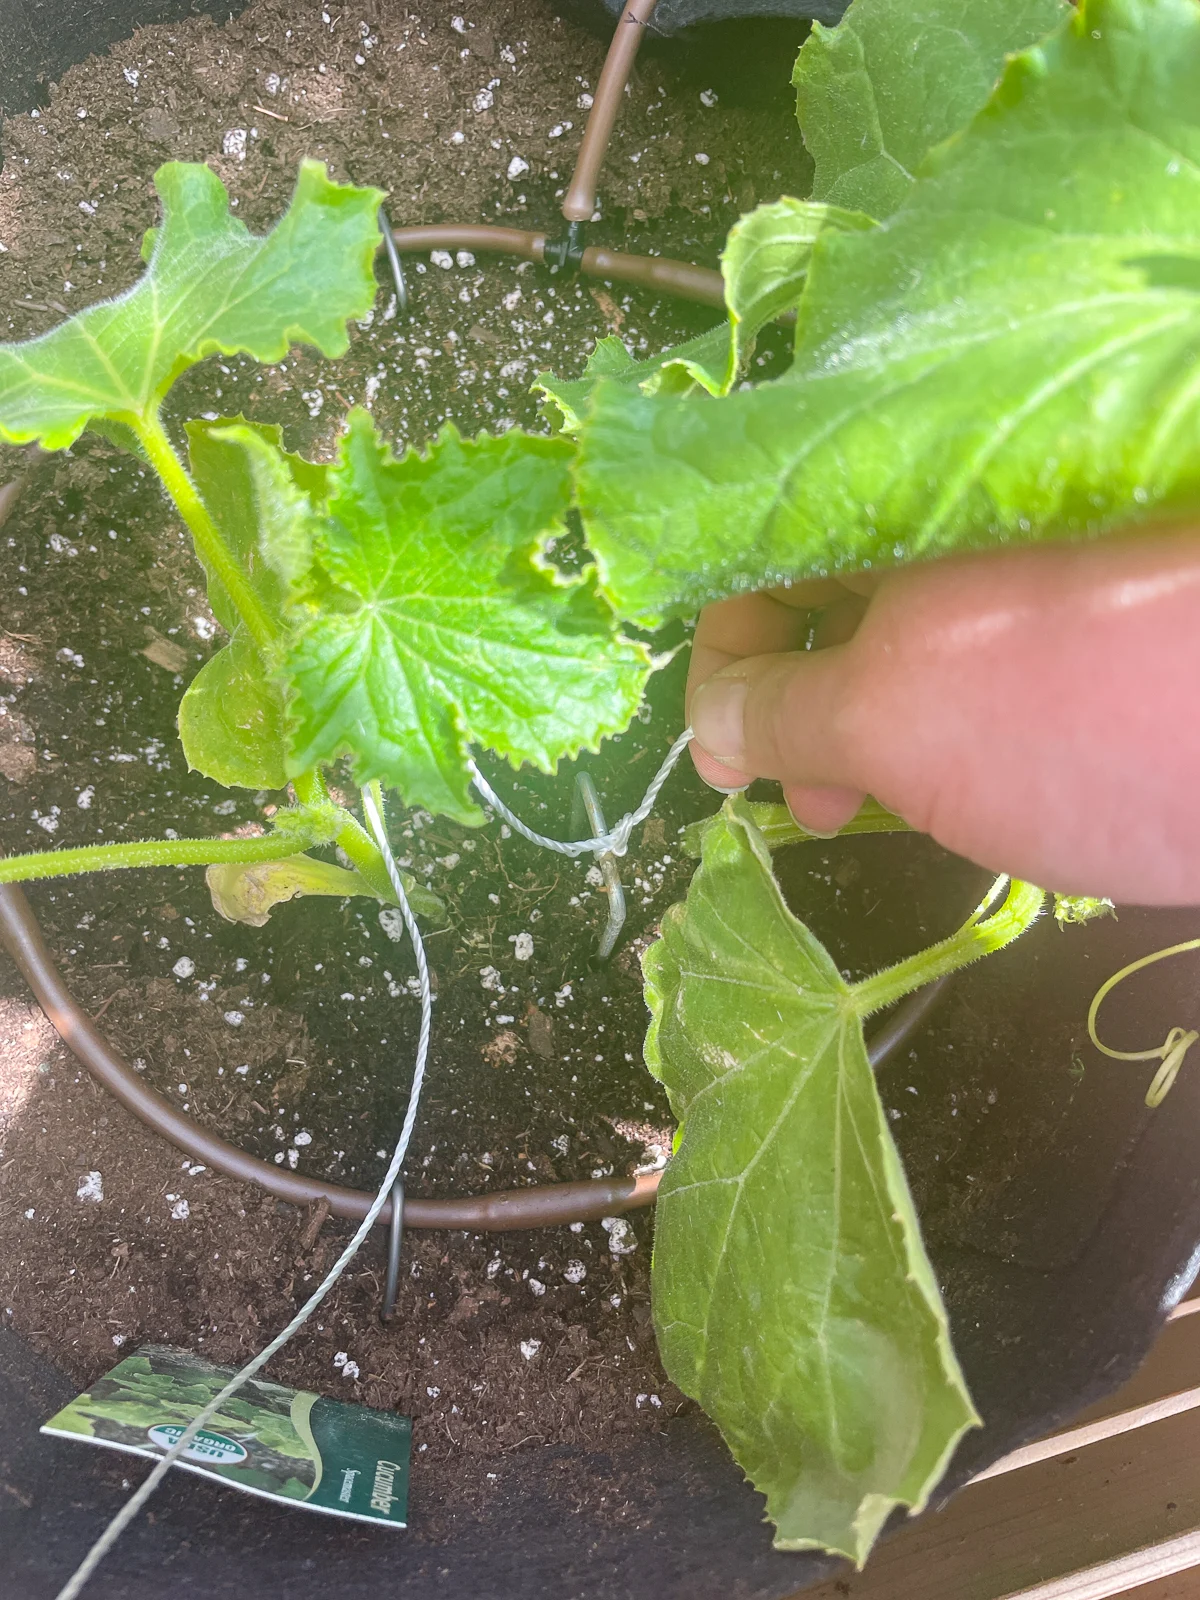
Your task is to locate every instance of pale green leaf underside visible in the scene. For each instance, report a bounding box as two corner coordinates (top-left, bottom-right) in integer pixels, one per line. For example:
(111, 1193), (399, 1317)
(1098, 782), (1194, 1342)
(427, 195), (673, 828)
(178, 631), (287, 790)
(233, 411), (651, 825)
(723, 198), (876, 374)
(643, 799), (978, 1560)
(207, 850), (441, 927)
(0, 160), (383, 449)
(536, 201), (870, 433)
(793, 0), (1068, 220)
(579, 0), (1200, 625)
(174, 418), (318, 791)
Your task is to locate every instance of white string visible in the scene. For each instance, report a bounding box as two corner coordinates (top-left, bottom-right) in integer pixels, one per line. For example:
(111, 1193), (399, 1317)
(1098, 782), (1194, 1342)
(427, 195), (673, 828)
(55, 786), (431, 1600)
(467, 727), (694, 860)
(55, 734), (694, 1596)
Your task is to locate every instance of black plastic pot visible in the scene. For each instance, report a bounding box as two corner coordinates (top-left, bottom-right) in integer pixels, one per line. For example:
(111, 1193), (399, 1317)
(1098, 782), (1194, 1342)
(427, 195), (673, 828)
(3, 5), (1200, 1598)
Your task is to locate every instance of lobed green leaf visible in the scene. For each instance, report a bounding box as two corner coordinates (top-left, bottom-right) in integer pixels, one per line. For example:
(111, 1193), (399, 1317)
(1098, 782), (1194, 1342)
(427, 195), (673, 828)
(579, 0), (1200, 626)
(643, 798), (978, 1560)
(793, 0), (1068, 220)
(0, 161), (384, 450)
(227, 412), (651, 824)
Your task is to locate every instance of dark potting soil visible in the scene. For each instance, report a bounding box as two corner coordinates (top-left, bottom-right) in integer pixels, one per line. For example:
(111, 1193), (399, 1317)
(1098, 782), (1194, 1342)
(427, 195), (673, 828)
(2, 0), (1199, 1568)
(0, 0), (816, 1502)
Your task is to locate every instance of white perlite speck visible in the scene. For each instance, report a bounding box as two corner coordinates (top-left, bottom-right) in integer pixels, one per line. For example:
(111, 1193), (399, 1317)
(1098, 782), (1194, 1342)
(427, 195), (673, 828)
(223, 128), (248, 161)
(379, 907), (406, 942)
(171, 957), (195, 980)
(76, 786), (94, 809)
(479, 965), (504, 992)
(520, 1339), (542, 1361)
(506, 156), (529, 180)
(223, 1010), (245, 1028)
(528, 1278), (546, 1297)
(601, 1217), (638, 1256)
(563, 1260), (586, 1284)
(511, 932), (534, 961)
(77, 1171), (104, 1203)
(169, 1197), (190, 1221)
(430, 249), (454, 269)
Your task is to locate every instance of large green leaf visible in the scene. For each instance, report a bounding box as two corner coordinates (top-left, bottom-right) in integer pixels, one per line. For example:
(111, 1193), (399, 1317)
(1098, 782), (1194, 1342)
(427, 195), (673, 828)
(175, 420), (326, 790)
(793, 0), (1067, 220)
(643, 798), (980, 1559)
(578, 0), (1200, 626)
(230, 411), (651, 824)
(0, 160), (383, 449)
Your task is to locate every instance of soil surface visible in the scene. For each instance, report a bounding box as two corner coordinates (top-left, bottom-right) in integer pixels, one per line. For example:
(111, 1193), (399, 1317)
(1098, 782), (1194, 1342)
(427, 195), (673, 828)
(4, 0), (1200, 1572)
(0, 0), (811, 1493)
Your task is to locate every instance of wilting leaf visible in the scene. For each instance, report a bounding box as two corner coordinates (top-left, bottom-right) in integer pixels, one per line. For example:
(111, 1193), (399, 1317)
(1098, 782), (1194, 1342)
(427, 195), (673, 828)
(207, 850), (442, 927)
(643, 798), (979, 1560)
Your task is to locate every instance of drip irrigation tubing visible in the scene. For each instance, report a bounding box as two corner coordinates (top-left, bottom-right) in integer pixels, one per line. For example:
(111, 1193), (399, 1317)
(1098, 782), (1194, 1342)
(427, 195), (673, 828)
(386, 223), (725, 309)
(0, 879), (947, 1233)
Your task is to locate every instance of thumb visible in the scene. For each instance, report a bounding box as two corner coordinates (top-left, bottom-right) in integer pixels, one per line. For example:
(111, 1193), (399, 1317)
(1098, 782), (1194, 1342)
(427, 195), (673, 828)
(689, 645), (868, 832)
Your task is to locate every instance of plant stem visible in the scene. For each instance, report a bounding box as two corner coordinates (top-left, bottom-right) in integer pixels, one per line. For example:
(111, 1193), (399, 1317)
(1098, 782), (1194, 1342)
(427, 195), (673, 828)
(850, 877), (1045, 1018)
(289, 768), (396, 902)
(134, 410), (278, 652)
(0, 832), (317, 887)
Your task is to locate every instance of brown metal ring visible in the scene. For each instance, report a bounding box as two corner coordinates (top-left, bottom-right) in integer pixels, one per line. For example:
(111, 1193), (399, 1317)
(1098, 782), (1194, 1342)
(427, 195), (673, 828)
(0, 883), (945, 1233)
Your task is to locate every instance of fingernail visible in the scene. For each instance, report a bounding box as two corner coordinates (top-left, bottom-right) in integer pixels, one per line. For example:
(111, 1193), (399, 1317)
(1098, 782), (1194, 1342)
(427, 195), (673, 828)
(691, 676), (749, 764)
(706, 779), (750, 796)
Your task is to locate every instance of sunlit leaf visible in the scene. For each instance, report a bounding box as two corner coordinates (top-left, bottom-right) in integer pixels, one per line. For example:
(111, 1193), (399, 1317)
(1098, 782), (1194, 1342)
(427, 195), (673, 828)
(579, 0), (1200, 625)
(0, 162), (383, 450)
(228, 411), (651, 824)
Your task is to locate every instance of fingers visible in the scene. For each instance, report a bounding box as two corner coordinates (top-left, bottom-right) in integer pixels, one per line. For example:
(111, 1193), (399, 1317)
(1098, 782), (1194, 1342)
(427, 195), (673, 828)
(689, 529), (1200, 903)
(686, 590), (811, 791)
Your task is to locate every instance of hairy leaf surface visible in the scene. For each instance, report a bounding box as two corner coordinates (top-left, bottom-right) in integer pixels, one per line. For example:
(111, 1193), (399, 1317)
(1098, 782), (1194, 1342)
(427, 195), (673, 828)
(579, 0), (1200, 625)
(0, 161), (383, 449)
(643, 798), (978, 1560)
(231, 412), (650, 823)
(793, 0), (1067, 219)
(535, 327), (730, 433)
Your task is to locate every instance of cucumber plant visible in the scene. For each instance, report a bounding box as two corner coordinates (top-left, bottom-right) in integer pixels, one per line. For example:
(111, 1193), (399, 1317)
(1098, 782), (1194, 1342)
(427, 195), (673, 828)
(0, 0), (1194, 1566)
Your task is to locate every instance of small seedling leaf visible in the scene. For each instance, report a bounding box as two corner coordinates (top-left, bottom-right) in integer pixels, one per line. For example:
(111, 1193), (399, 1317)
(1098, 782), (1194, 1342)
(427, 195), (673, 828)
(643, 798), (979, 1560)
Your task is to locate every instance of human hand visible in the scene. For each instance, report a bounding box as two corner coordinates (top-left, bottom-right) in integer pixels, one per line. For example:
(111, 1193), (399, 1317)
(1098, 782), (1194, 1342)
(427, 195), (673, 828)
(685, 528), (1200, 905)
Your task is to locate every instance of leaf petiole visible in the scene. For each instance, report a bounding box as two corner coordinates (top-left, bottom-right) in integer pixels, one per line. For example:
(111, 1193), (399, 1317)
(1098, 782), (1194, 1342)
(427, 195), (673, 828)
(851, 876), (1046, 1018)
(135, 410), (279, 653)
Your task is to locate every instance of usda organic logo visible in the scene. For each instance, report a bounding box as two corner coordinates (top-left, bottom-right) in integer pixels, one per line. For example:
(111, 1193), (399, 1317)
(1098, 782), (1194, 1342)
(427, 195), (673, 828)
(147, 1424), (248, 1465)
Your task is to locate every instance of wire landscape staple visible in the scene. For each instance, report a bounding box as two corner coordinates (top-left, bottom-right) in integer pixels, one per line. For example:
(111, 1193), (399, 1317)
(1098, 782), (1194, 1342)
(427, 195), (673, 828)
(53, 738), (693, 1596)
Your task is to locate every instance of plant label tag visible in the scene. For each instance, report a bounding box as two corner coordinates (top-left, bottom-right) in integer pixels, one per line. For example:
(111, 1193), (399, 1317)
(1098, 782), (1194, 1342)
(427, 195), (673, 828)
(41, 1343), (412, 1527)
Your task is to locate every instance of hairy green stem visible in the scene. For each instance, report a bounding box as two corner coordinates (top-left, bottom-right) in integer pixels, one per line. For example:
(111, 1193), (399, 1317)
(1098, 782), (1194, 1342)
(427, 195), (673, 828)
(288, 770), (395, 902)
(135, 410), (278, 652)
(0, 831), (318, 886)
(850, 877), (1045, 1018)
